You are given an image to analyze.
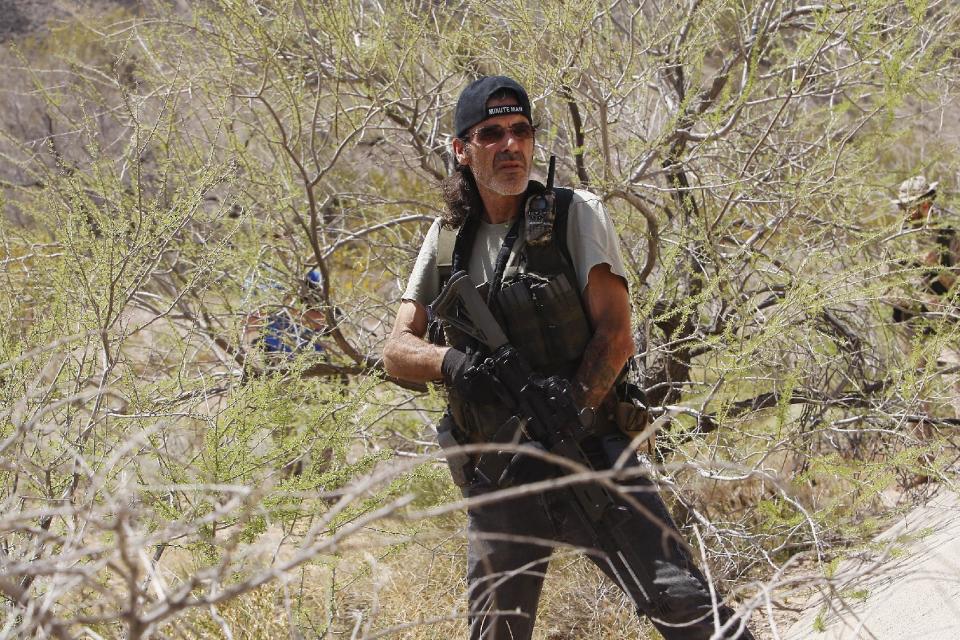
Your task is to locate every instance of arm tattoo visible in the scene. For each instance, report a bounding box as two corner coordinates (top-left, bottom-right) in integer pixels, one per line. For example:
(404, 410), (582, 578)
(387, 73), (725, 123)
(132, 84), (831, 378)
(572, 327), (629, 409)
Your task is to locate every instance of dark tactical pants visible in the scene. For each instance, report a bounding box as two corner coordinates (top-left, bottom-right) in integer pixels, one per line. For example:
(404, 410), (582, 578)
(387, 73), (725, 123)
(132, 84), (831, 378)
(463, 435), (754, 640)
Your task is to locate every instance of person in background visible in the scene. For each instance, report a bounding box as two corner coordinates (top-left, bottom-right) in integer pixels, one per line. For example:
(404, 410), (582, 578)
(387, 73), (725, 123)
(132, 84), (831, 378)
(888, 175), (960, 484)
(245, 268), (330, 357)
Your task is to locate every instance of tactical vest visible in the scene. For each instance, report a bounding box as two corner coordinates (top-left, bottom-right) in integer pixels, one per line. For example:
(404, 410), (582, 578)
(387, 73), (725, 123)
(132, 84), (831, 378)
(428, 183), (593, 440)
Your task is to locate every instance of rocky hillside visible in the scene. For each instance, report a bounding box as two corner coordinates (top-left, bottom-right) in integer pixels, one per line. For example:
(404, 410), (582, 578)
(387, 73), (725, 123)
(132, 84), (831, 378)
(0, 0), (140, 42)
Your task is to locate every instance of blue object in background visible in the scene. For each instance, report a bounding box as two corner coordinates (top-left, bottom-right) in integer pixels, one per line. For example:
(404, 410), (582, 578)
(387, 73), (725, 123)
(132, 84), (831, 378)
(305, 268), (322, 288)
(260, 312), (326, 355)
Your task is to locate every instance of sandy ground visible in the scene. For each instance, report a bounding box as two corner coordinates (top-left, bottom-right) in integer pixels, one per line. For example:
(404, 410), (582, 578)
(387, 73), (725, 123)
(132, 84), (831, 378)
(784, 486), (960, 640)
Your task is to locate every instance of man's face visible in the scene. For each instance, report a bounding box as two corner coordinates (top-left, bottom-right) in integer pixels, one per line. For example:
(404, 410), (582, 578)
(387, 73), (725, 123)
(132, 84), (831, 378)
(453, 95), (534, 197)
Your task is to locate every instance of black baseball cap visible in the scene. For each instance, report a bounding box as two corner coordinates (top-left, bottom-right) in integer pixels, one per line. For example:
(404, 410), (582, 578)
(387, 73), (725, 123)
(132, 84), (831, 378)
(454, 75), (532, 139)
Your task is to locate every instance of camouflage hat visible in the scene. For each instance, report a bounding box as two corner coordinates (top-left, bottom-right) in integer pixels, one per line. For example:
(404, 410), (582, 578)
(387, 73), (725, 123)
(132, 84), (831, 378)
(893, 175), (938, 206)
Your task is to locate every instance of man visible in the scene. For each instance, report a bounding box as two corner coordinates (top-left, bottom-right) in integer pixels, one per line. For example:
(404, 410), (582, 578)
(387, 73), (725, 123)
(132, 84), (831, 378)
(890, 176), (960, 324)
(889, 176), (960, 437)
(244, 268), (330, 357)
(384, 76), (753, 639)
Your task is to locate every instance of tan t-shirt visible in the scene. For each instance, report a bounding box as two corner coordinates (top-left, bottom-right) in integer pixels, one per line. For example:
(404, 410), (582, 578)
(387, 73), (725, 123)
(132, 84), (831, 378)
(402, 189), (629, 305)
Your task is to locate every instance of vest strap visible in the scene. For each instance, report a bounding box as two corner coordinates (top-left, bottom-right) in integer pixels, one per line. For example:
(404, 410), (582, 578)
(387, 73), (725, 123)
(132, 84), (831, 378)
(437, 224), (457, 285)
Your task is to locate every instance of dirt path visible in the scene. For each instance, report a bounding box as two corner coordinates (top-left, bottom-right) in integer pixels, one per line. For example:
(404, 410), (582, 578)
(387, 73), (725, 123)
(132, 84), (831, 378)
(782, 486), (960, 639)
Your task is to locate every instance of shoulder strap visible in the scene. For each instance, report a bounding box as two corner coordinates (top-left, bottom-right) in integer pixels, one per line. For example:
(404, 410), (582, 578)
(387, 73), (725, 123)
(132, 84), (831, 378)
(436, 213), (482, 290)
(553, 187), (575, 267)
(436, 224), (457, 286)
(487, 215), (524, 304)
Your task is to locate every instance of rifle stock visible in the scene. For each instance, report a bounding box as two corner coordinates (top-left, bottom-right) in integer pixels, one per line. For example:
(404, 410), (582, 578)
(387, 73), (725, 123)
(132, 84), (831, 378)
(430, 271), (508, 350)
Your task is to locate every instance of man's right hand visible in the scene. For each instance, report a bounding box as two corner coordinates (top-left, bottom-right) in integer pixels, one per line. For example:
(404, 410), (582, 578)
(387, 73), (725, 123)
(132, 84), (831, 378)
(441, 347), (498, 403)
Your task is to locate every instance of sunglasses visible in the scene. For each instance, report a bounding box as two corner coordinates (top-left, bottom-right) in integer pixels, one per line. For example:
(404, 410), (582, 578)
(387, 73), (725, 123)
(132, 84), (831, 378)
(464, 122), (536, 145)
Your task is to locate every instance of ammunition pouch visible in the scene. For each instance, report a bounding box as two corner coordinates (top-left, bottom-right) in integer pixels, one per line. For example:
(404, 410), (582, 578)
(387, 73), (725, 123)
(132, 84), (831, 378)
(497, 272), (590, 374)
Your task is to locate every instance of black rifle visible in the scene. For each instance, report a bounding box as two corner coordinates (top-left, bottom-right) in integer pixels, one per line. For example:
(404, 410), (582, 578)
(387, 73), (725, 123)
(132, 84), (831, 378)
(432, 270), (672, 602)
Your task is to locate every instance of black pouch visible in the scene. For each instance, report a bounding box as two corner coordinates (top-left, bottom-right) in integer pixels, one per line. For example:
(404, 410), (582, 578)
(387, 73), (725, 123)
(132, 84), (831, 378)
(498, 273), (590, 371)
(536, 273), (591, 364)
(436, 411), (473, 488)
(498, 275), (549, 366)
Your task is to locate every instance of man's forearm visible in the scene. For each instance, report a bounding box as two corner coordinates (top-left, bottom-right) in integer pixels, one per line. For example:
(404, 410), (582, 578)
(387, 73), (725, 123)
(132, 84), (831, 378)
(572, 328), (634, 409)
(383, 332), (448, 384)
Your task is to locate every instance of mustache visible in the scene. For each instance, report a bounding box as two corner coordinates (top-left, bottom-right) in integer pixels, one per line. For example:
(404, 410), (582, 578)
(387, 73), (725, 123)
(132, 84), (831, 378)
(495, 151), (525, 164)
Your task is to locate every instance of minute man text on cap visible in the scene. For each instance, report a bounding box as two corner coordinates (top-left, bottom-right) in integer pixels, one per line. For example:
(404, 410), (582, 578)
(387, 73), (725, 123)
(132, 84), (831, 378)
(486, 105), (525, 117)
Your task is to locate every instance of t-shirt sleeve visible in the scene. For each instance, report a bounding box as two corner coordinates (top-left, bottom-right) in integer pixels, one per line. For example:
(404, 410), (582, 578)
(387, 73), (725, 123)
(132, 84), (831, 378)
(565, 190), (629, 292)
(401, 217), (442, 305)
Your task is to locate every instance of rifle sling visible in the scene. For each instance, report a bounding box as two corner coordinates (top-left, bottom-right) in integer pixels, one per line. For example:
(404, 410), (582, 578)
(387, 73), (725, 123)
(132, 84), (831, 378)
(486, 216), (524, 305)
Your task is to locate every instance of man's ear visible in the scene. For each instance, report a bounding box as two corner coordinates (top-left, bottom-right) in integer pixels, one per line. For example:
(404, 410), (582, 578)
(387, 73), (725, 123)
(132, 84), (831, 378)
(452, 137), (469, 166)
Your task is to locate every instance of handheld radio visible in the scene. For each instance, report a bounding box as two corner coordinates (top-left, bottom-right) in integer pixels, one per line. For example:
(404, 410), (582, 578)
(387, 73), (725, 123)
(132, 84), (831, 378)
(525, 155), (557, 247)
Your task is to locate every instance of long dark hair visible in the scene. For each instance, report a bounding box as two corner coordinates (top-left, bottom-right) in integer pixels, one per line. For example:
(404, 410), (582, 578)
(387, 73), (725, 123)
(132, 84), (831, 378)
(440, 163), (482, 229)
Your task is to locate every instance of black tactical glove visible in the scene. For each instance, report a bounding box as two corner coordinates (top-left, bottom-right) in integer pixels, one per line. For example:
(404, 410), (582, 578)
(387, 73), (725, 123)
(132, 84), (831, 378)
(441, 347), (498, 404)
